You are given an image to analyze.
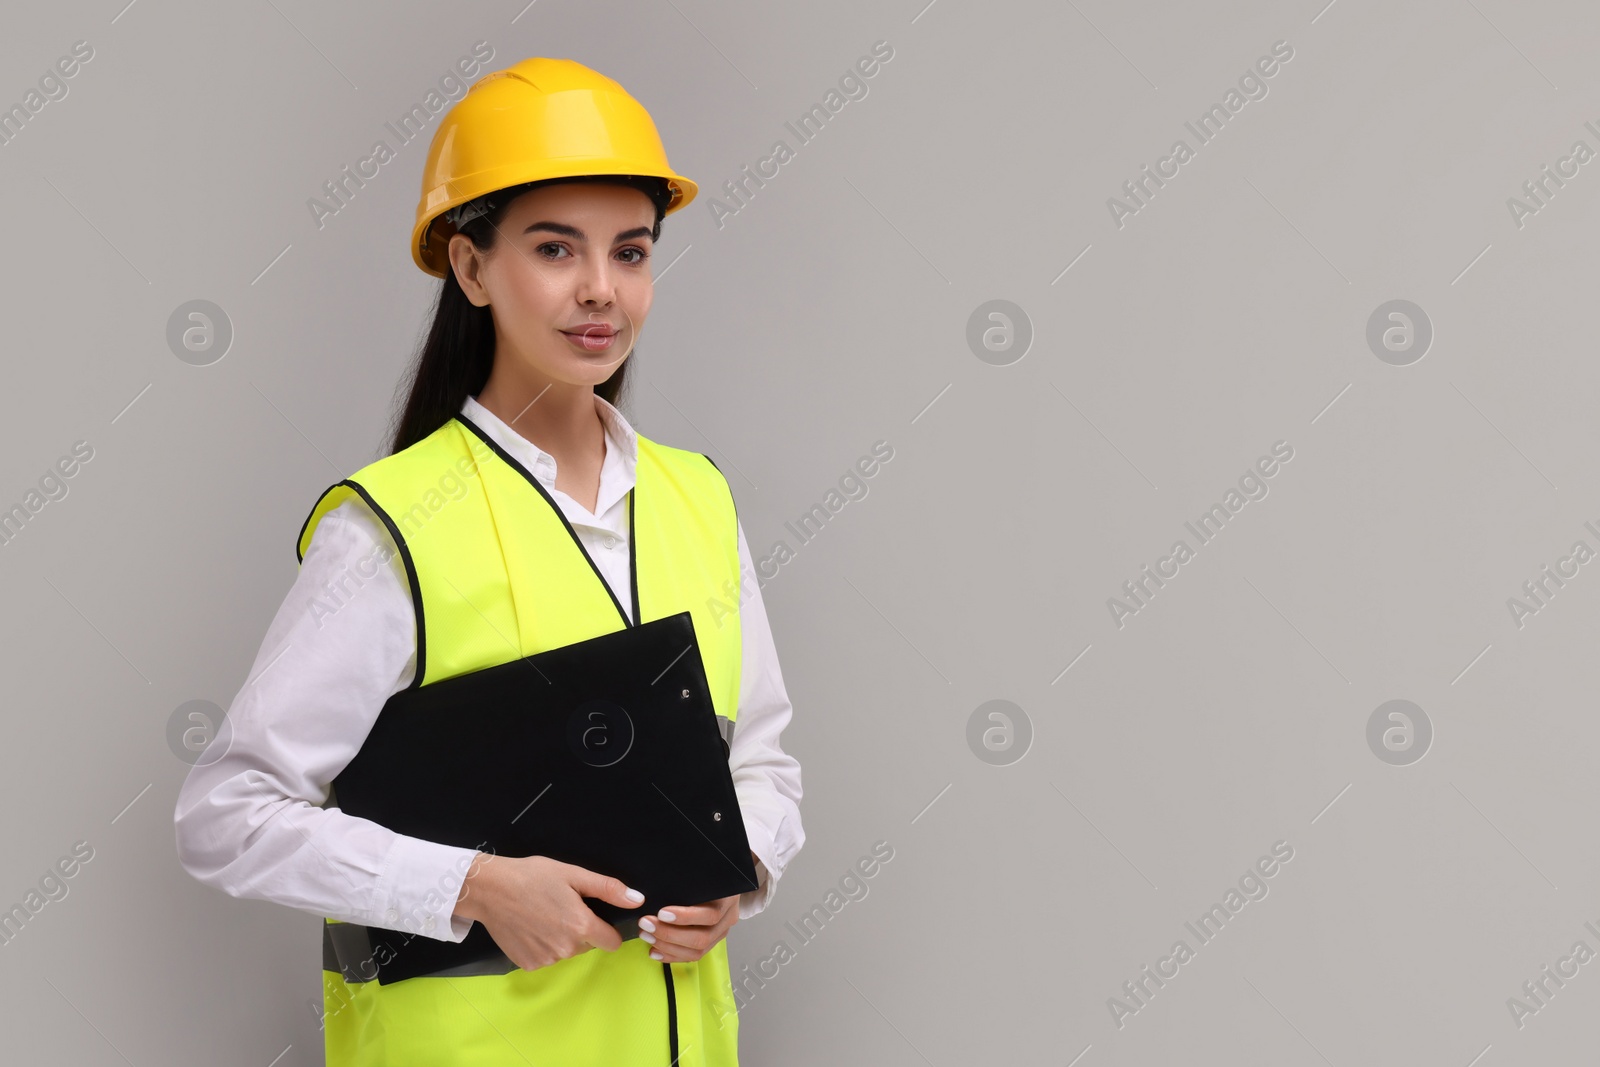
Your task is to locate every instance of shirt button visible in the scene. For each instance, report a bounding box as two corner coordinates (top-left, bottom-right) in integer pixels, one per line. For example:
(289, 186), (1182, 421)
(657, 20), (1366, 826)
(602, 535), (618, 549)
(424, 915), (437, 932)
(385, 908), (400, 924)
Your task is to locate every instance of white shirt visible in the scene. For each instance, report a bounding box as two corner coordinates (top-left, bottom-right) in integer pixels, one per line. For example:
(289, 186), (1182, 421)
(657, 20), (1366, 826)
(173, 393), (804, 943)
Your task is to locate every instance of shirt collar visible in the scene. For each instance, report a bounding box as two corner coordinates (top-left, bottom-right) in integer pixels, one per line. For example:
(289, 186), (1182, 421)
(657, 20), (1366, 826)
(459, 392), (638, 515)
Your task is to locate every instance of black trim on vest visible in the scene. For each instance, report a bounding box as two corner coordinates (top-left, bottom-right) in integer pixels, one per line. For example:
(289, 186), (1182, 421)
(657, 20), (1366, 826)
(627, 487), (641, 627)
(454, 414), (634, 630)
(348, 480), (428, 691)
(297, 479), (428, 691)
(663, 962), (680, 1064)
(295, 482), (342, 565)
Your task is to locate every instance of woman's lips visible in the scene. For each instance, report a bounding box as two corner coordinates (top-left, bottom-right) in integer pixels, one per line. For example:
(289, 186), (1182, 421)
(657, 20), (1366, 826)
(561, 327), (618, 352)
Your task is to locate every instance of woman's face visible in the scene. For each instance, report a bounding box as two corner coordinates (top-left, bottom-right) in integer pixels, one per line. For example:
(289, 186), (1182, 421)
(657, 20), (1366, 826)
(449, 181), (657, 390)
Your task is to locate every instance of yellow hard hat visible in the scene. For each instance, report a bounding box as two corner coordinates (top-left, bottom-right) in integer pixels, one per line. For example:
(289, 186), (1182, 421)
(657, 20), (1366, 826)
(411, 57), (698, 277)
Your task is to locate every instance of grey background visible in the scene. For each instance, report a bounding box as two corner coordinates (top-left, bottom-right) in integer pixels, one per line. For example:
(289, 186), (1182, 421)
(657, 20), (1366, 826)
(1, 0), (1597, 1063)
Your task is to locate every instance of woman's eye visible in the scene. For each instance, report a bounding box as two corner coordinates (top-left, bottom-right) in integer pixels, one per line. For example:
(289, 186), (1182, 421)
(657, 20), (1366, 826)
(536, 243), (569, 259)
(618, 247), (650, 265)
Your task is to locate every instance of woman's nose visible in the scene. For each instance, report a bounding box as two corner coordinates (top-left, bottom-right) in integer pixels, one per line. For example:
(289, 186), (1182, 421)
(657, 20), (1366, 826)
(575, 258), (616, 306)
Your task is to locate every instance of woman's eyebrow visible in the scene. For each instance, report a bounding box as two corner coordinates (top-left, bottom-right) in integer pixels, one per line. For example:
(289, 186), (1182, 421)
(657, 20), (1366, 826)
(521, 222), (654, 242)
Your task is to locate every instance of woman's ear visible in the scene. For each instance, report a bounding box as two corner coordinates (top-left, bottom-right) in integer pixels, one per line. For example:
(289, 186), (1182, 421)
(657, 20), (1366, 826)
(448, 233), (491, 307)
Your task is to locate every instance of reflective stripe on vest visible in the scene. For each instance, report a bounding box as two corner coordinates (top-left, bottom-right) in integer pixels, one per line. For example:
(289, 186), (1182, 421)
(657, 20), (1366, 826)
(297, 414), (744, 1067)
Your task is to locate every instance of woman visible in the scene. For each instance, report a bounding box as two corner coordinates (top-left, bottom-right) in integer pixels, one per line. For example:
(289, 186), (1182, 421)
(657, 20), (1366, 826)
(173, 57), (804, 1066)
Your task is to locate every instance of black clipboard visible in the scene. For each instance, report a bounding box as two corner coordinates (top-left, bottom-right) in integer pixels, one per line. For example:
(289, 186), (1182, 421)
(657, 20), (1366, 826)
(329, 609), (759, 984)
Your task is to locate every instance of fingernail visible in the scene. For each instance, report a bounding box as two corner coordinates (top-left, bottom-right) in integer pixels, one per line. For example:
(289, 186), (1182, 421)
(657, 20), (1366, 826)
(659, 909), (676, 922)
(624, 887), (644, 903)
(640, 931), (655, 945)
(640, 917), (656, 933)
(650, 952), (664, 961)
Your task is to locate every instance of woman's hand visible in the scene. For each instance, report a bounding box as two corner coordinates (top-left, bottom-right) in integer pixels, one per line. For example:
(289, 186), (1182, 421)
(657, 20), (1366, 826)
(635, 850), (757, 963)
(452, 852), (645, 972)
(637, 896), (740, 963)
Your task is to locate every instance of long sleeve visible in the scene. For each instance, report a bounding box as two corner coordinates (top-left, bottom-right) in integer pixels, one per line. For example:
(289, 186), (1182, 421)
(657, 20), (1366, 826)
(729, 520), (806, 920)
(172, 498), (482, 943)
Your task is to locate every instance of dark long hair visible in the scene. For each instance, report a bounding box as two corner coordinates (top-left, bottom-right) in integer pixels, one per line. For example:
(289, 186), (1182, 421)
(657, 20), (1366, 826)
(386, 174), (672, 455)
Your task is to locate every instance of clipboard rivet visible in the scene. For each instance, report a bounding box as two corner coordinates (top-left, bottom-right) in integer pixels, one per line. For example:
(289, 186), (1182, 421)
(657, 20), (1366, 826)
(713, 811), (722, 821)
(680, 688), (691, 699)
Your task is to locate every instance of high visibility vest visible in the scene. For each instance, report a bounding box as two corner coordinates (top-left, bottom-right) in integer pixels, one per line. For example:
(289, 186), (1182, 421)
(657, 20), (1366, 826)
(295, 412), (745, 1067)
